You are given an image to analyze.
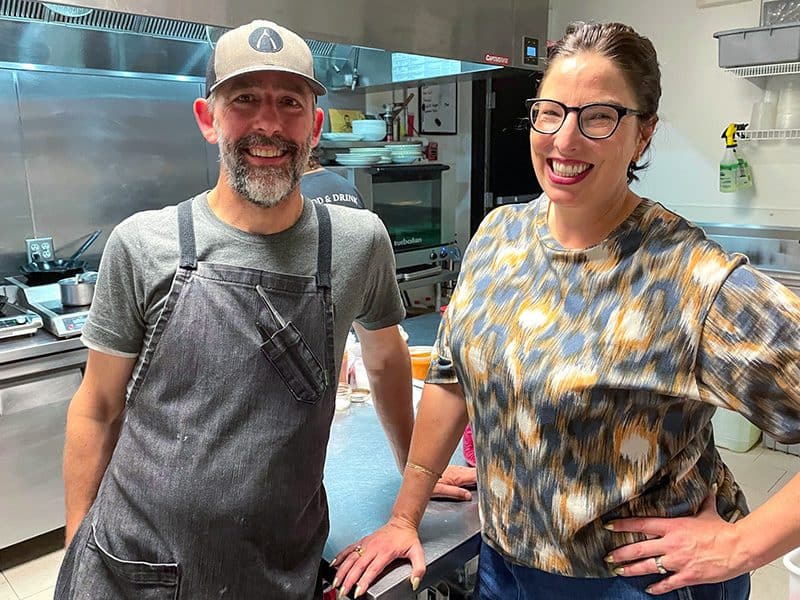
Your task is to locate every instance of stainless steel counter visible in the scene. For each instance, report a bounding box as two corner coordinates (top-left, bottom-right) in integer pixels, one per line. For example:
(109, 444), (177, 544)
(323, 400), (479, 600)
(323, 312), (479, 600)
(0, 330), (86, 367)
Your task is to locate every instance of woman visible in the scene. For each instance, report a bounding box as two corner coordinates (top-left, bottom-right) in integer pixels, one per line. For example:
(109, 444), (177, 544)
(331, 22), (800, 599)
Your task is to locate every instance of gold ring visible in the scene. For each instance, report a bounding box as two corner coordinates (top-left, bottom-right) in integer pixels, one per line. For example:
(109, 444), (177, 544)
(654, 555), (668, 575)
(354, 545), (364, 557)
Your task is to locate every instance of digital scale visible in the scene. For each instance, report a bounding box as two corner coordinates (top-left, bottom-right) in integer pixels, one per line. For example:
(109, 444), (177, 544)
(6, 276), (90, 338)
(0, 294), (43, 340)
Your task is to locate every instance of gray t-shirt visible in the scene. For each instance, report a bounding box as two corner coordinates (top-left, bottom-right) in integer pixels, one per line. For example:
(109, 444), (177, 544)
(300, 169), (365, 209)
(81, 192), (404, 380)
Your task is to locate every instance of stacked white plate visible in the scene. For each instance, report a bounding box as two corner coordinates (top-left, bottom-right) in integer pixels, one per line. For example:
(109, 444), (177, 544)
(335, 153), (382, 167)
(349, 147), (392, 164)
(321, 132), (363, 141)
(387, 143), (423, 164)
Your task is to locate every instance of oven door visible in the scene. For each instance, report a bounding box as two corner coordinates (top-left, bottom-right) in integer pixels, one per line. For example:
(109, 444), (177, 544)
(367, 164), (451, 256)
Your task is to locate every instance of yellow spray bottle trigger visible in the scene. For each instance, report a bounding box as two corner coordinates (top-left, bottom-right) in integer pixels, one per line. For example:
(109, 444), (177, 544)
(721, 123), (738, 147)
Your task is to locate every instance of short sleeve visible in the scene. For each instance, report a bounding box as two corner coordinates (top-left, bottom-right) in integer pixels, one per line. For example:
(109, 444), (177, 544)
(80, 220), (148, 357)
(354, 214), (405, 330)
(425, 300), (459, 384)
(696, 265), (800, 443)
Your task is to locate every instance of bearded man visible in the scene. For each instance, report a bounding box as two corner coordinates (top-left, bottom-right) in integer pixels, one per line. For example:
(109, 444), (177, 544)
(54, 20), (472, 600)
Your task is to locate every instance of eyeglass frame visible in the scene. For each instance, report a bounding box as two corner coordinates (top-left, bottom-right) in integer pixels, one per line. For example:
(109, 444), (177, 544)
(524, 98), (646, 140)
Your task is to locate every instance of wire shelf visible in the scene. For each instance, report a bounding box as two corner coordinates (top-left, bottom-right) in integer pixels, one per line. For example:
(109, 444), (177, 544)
(739, 128), (800, 140)
(725, 62), (800, 78)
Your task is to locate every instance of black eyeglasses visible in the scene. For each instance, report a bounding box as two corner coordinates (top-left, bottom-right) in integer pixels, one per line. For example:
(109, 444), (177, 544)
(525, 98), (644, 140)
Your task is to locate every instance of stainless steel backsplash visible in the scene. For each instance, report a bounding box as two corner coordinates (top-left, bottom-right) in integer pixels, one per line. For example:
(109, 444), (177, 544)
(0, 66), (217, 275)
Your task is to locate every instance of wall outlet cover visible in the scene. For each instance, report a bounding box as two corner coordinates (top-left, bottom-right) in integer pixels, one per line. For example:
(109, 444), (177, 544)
(25, 237), (55, 263)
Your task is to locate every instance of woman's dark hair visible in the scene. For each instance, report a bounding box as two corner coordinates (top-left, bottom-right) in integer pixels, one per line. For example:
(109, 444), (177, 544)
(545, 22), (661, 183)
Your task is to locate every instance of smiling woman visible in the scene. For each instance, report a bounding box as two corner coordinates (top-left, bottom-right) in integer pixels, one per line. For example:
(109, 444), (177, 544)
(329, 21), (800, 600)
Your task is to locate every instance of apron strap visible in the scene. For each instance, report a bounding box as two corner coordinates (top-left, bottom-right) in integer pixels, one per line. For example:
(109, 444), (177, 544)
(177, 198), (197, 270)
(313, 202), (332, 289)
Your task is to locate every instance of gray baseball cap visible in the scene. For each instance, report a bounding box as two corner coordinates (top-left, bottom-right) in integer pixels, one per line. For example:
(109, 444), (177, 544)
(206, 20), (327, 97)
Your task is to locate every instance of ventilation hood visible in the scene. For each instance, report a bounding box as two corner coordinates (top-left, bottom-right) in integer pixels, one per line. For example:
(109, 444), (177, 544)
(0, 0), (547, 88)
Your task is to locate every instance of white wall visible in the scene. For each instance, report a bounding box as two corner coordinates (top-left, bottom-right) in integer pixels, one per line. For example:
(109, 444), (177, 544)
(549, 0), (800, 226)
(365, 82), (473, 248)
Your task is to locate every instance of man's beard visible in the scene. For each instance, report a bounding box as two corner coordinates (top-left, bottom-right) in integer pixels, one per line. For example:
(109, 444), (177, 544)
(216, 126), (311, 209)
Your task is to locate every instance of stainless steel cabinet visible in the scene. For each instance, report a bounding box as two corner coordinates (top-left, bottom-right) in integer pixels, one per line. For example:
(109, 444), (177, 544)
(0, 357), (84, 549)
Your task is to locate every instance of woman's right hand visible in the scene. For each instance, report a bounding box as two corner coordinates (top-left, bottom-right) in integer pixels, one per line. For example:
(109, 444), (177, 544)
(332, 517), (426, 599)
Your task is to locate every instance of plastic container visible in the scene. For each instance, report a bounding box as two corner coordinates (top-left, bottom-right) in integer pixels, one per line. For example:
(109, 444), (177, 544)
(408, 345), (433, 381)
(750, 99), (778, 129)
(714, 23), (800, 68)
(783, 547), (800, 600)
(719, 146), (738, 193)
(712, 408), (761, 452)
(777, 76), (800, 128)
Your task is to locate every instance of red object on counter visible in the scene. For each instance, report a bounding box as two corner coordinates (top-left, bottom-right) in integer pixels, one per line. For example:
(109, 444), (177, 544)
(407, 114), (415, 137)
(426, 141), (438, 161)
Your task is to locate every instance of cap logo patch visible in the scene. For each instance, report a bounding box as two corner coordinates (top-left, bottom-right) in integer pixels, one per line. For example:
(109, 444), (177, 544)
(248, 27), (284, 53)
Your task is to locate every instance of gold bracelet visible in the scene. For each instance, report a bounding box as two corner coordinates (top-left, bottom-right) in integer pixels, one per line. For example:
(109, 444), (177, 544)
(405, 461), (442, 480)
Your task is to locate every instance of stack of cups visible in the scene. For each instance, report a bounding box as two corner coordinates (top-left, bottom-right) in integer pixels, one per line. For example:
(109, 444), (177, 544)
(777, 76), (800, 130)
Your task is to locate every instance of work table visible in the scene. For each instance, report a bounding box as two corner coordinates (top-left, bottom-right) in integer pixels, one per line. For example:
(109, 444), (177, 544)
(322, 311), (479, 599)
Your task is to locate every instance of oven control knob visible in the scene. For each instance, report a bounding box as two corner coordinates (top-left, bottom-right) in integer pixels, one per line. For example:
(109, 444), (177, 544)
(440, 248), (449, 258)
(16, 316), (27, 324)
(429, 251), (438, 260)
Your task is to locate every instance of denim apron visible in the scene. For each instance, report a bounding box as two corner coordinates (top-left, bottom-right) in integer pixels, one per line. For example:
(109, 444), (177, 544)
(56, 199), (336, 600)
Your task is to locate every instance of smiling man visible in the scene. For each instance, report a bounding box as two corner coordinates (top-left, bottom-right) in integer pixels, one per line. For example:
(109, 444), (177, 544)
(52, 20), (473, 600)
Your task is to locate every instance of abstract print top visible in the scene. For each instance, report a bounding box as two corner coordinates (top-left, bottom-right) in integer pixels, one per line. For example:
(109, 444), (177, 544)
(428, 196), (800, 577)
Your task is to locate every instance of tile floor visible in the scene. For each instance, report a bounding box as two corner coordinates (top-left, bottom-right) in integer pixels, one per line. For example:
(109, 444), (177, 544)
(1, 444), (798, 599)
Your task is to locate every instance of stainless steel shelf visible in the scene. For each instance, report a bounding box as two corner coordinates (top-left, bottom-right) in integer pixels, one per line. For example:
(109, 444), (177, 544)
(724, 61), (800, 78)
(739, 128), (800, 140)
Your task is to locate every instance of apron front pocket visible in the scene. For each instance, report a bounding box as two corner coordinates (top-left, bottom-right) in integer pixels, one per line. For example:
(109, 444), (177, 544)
(77, 524), (180, 599)
(259, 321), (327, 404)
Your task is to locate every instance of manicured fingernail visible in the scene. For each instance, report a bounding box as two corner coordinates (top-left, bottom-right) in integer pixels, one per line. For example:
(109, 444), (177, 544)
(354, 584), (363, 598)
(603, 522), (614, 531)
(712, 483), (718, 494)
(604, 553), (614, 563)
(331, 577), (339, 589)
(330, 558), (338, 567)
(646, 587), (655, 594)
(410, 576), (421, 591)
(614, 567), (624, 575)
(338, 588), (347, 599)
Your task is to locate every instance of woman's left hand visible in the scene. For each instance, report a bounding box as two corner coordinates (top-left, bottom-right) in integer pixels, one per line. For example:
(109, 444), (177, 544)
(605, 488), (744, 595)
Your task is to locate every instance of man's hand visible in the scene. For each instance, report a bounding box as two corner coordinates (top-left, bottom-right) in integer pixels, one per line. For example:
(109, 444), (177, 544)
(432, 465), (477, 501)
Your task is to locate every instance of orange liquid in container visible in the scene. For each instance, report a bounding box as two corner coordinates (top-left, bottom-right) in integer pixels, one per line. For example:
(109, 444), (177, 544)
(408, 346), (433, 380)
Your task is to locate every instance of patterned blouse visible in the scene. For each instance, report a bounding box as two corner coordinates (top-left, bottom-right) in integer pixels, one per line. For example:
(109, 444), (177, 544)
(427, 196), (800, 577)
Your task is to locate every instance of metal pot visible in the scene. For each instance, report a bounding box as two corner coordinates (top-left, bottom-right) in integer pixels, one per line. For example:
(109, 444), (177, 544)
(59, 271), (98, 306)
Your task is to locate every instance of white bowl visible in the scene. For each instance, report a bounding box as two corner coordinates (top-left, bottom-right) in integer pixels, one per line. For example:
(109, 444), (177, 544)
(322, 132), (363, 141)
(387, 143), (422, 151)
(391, 155), (420, 164)
(352, 119), (386, 129)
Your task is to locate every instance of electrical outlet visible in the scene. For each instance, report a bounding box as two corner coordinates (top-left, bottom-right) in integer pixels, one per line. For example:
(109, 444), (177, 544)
(26, 236), (55, 263)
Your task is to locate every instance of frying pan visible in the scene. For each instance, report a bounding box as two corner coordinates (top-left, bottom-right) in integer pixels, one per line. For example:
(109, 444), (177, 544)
(19, 229), (102, 285)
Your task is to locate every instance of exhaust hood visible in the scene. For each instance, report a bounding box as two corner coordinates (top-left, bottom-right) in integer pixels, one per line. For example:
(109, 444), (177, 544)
(0, 0), (547, 88)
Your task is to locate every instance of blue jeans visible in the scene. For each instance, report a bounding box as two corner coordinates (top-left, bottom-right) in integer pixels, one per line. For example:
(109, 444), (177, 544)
(475, 541), (751, 600)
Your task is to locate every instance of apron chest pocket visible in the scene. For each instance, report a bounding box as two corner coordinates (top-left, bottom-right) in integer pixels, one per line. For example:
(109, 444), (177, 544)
(258, 321), (327, 404)
(80, 524), (180, 599)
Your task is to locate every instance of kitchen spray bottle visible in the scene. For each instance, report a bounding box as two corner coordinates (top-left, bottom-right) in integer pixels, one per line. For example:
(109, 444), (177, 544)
(733, 124), (753, 190)
(719, 123), (738, 193)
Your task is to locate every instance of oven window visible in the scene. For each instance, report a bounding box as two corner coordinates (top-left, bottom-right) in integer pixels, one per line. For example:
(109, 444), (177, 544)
(373, 179), (441, 252)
